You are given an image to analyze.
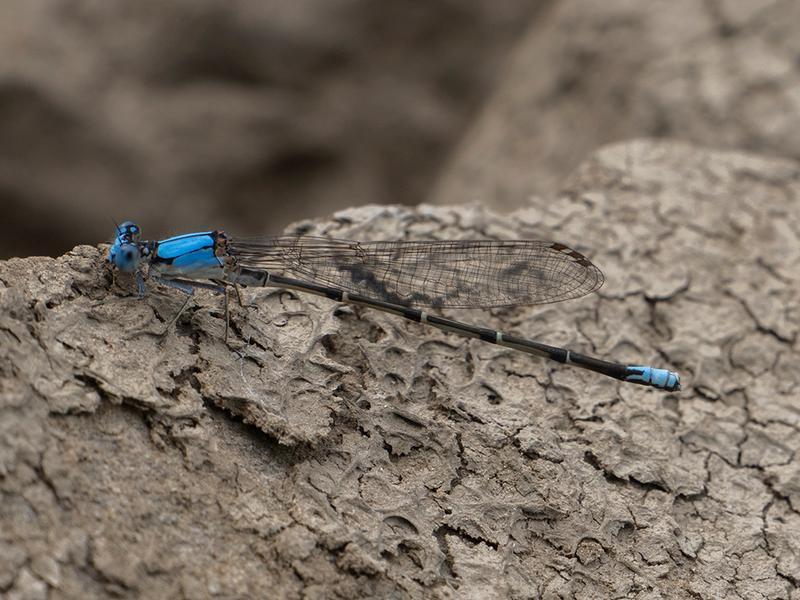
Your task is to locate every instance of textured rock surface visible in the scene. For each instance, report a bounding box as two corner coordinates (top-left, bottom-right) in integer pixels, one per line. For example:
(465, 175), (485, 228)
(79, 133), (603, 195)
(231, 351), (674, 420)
(1, 140), (799, 598)
(433, 0), (800, 212)
(0, 0), (538, 259)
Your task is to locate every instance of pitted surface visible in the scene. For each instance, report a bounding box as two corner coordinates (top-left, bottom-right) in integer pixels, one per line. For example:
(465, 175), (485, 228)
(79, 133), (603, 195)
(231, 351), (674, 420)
(1, 141), (799, 598)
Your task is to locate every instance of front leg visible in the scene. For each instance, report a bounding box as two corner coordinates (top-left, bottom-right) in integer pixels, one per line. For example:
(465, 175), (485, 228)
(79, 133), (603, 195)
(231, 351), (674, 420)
(151, 277), (227, 337)
(136, 270), (147, 298)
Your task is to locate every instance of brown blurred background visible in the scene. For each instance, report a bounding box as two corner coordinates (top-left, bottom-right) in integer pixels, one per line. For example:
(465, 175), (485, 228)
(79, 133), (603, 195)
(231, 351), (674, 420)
(6, 1), (800, 260)
(0, 0), (542, 259)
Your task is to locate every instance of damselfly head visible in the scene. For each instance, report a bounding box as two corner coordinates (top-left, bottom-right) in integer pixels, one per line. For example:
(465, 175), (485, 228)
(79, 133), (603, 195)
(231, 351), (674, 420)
(109, 242), (141, 272)
(115, 221), (142, 244)
(108, 220), (143, 272)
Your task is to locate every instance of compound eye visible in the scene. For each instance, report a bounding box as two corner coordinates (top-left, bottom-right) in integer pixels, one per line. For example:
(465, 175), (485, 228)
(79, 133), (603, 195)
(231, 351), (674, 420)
(117, 221), (142, 242)
(113, 243), (141, 272)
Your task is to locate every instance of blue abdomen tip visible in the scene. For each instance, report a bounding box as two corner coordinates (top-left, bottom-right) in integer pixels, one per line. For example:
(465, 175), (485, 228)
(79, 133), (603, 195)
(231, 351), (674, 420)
(625, 366), (681, 391)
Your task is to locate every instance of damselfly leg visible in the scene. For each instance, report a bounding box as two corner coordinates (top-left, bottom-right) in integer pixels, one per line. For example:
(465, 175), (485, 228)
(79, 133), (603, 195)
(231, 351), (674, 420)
(151, 277), (228, 338)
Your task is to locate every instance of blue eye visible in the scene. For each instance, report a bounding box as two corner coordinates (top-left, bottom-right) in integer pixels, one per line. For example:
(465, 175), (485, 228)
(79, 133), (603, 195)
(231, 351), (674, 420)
(116, 221), (142, 243)
(110, 243), (141, 272)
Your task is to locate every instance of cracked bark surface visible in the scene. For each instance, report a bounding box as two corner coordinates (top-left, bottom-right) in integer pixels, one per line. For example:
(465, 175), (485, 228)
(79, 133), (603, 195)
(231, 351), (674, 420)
(433, 0), (800, 212)
(2, 140), (800, 598)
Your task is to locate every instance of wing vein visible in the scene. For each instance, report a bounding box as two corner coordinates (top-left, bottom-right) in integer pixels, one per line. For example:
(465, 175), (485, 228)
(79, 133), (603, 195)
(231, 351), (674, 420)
(228, 236), (604, 308)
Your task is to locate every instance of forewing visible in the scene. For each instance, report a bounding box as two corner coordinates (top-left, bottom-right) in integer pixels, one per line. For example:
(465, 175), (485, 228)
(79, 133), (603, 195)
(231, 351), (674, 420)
(228, 236), (603, 308)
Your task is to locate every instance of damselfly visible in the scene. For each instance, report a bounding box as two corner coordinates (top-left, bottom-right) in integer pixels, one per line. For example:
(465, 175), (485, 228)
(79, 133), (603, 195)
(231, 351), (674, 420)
(107, 221), (681, 391)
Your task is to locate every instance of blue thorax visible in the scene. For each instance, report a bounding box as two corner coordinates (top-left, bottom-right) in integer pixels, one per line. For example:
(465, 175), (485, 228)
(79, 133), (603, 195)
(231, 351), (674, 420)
(149, 231), (224, 278)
